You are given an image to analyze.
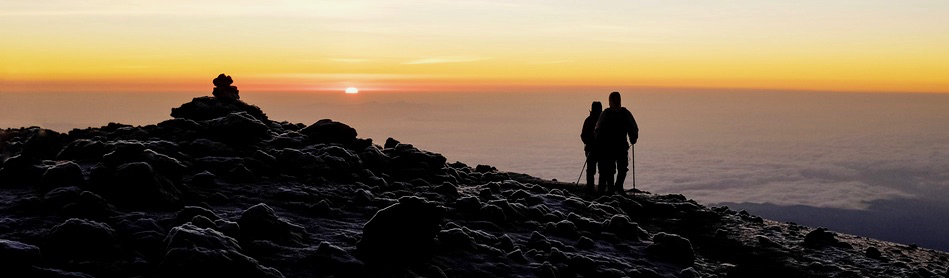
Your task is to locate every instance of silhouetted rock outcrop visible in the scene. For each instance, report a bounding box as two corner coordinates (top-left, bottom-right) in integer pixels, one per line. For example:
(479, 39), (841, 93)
(171, 75), (267, 122)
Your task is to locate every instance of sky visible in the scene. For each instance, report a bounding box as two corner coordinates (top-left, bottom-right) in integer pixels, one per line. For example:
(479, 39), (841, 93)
(2, 0), (948, 93)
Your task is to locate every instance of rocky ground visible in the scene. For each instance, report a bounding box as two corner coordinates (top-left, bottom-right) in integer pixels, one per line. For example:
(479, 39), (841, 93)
(1, 94), (947, 278)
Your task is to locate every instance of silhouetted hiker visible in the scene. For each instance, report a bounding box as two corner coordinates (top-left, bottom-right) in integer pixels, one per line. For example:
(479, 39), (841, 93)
(595, 92), (639, 195)
(580, 101), (603, 192)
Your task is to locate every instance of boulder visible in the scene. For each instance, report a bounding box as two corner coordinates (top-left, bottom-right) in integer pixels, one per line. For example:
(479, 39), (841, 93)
(866, 247), (883, 259)
(206, 112), (272, 144)
(803, 228), (852, 249)
(300, 119), (357, 145)
(56, 139), (107, 161)
(356, 196), (444, 267)
(0, 155), (45, 187)
(61, 191), (119, 220)
(105, 162), (182, 209)
(646, 232), (695, 266)
(238, 203), (307, 246)
(164, 223), (241, 252)
(0, 239), (42, 268)
(40, 161), (84, 190)
(384, 137), (400, 149)
(175, 206), (222, 226)
(45, 218), (118, 260)
(603, 214), (649, 240)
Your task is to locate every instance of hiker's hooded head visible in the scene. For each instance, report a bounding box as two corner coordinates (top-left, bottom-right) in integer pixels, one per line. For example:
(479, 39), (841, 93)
(590, 101), (602, 117)
(609, 92), (621, 109)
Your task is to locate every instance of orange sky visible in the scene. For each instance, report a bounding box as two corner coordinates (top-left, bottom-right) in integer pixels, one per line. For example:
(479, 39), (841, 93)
(2, 1), (948, 94)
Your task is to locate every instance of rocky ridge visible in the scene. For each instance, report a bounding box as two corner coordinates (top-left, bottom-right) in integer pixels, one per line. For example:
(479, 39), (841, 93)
(0, 77), (947, 277)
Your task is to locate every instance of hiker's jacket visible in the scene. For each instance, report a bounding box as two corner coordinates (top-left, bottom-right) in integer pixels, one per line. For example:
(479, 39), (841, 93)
(581, 112), (599, 152)
(594, 107), (639, 151)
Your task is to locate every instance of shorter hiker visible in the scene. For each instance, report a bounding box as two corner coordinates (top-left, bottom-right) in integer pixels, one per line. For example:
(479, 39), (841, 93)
(580, 101), (603, 192)
(595, 92), (639, 195)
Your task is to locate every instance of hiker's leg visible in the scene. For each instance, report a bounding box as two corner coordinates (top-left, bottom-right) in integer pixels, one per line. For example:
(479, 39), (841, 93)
(597, 156), (613, 194)
(614, 150), (629, 193)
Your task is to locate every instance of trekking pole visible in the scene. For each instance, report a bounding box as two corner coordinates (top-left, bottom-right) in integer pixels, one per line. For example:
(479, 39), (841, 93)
(574, 161), (587, 185)
(631, 145), (636, 197)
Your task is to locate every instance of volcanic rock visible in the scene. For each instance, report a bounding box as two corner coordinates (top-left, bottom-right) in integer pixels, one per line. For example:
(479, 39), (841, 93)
(40, 161), (84, 190)
(238, 203), (307, 246)
(646, 232), (695, 266)
(300, 119), (357, 145)
(97, 162), (182, 209)
(357, 196), (444, 267)
(45, 218), (118, 260)
(0, 239), (42, 268)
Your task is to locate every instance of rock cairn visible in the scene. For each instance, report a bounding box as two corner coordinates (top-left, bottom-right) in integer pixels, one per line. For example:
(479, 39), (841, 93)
(212, 74), (240, 100)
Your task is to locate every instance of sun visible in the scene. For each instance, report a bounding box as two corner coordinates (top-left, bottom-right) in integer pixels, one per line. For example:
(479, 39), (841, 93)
(345, 87), (359, 94)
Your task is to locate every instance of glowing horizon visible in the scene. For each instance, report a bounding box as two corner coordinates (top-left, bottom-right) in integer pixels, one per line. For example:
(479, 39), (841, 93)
(2, 1), (948, 94)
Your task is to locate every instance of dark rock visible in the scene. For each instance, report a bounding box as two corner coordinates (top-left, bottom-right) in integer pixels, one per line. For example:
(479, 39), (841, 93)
(176, 206), (221, 225)
(528, 231), (551, 251)
(438, 228), (476, 250)
(804, 228), (851, 249)
(481, 204), (507, 224)
(28, 267), (95, 278)
(357, 196), (444, 267)
(181, 138), (233, 158)
(306, 200), (333, 216)
(45, 218), (118, 260)
(383, 144), (447, 180)
(61, 191), (119, 220)
(103, 162), (182, 209)
(212, 74), (240, 100)
(577, 236), (595, 249)
(646, 232), (695, 266)
(42, 186), (82, 209)
(549, 220), (579, 238)
(171, 96), (268, 122)
(164, 223), (241, 252)
(537, 261), (559, 278)
(497, 234), (516, 252)
(756, 235), (782, 249)
(434, 182), (459, 198)
(309, 241), (365, 276)
(238, 203), (307, 246)
(866, 247), (883, 259)
(475, 164), (497, 173)
(680, 267), (700, 278)
(384, 137), (400, 149)
(0, 239), (42, 268)
(160, 247), (284, 278)
(213, 219), (242, 240)
(206, 112), (272, 144)
(189, 171), (218, 187)
(506, 248), (528, 263)
(603, 214), (648, 240)
(301, 119), (357, 145)
(455, 196), (481, 214)
(0, 154), (45, 187)
(101, 140), (147, 166)
(56, 139), (107, 161)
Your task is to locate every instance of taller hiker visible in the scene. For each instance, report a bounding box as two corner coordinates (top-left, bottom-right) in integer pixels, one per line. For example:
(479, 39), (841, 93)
(595, 92), (639, 195)
(580, 101), (603, 192)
